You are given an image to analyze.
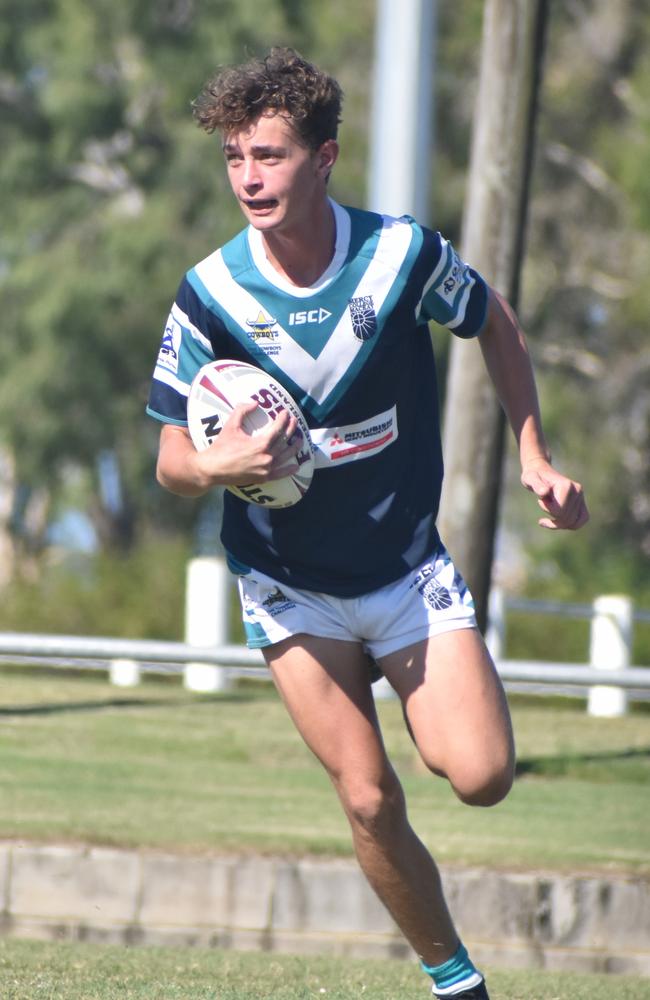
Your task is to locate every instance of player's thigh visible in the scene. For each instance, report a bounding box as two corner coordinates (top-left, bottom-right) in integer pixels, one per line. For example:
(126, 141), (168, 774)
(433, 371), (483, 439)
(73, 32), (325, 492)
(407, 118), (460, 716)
(262, 634), (397, 808)
(377, 627), (515, 804)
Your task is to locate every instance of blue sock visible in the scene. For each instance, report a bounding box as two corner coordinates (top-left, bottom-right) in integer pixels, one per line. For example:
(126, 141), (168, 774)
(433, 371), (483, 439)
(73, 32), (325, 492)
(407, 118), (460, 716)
(420, 943), (483, 995)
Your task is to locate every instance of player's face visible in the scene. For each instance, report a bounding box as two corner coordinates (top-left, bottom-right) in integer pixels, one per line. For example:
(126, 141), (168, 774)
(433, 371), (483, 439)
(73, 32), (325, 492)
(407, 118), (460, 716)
(223, 114), (337, 235)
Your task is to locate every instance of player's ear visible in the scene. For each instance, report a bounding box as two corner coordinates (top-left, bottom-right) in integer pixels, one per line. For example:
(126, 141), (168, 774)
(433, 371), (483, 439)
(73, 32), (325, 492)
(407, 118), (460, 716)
(317, 139), (339, 180)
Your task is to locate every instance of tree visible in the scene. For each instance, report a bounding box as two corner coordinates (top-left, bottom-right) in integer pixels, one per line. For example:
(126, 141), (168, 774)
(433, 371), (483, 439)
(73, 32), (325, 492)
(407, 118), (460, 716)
(0, 0), (375, 563)
(1, 0), (648, 607)
(503, 0), (650, 593)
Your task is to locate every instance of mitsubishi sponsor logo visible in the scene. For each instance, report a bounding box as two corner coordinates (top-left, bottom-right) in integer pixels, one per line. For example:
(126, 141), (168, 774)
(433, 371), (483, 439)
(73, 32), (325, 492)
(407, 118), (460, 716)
(288, 308), (332, 326)
(310, 406), (398, 468)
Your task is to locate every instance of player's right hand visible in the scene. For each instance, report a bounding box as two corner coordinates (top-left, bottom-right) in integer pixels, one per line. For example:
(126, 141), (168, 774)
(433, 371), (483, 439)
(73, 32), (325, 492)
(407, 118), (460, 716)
(197, 401), (301, 484)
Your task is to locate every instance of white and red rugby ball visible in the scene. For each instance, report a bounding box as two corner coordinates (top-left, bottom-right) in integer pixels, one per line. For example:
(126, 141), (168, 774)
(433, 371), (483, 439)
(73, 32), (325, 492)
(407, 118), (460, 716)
(187, 359), (314, 509)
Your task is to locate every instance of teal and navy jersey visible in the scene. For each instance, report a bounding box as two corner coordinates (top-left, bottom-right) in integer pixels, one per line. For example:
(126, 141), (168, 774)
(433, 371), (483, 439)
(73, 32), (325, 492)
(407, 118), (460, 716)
(147, 201), (488, 597)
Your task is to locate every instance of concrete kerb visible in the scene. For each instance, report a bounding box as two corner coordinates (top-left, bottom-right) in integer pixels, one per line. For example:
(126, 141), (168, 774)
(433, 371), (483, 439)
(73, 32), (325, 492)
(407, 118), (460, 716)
(1, 841), (648, 977)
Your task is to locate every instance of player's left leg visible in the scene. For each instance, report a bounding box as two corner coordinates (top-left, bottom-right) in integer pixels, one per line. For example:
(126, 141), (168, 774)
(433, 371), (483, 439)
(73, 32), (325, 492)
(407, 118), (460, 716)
(375, 628), (513, 997)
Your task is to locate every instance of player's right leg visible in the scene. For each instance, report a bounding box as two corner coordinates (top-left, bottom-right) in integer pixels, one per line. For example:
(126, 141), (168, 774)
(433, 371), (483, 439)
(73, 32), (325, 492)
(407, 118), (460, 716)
(263, 633), (461, 968)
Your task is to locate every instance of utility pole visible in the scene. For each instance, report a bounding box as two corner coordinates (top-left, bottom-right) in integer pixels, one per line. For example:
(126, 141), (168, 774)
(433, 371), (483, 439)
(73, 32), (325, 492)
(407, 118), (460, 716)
(367, 0), (436, 221)
(437, 0), (549, 631)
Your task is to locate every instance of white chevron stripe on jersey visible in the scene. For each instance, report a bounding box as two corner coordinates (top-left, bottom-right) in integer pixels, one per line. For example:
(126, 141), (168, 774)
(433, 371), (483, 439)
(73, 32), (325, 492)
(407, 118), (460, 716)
(172, 303), (212, 351)
(194, 249), (326, 397)
(192, 214), (415, 410)
(152, 365), (191, 397)
(414, 234), (451, 320)
(446, 272), (477, 330)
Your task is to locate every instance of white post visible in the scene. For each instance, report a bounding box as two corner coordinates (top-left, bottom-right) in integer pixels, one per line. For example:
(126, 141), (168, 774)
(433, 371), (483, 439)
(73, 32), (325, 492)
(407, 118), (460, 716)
(109, 658), (141, 687)
(588, 594), (632, 717)
(184, 556), (232, 693)
(367, 0), (436, 221)
(486, 585), (506, 662)
(372, 673), (396, 701)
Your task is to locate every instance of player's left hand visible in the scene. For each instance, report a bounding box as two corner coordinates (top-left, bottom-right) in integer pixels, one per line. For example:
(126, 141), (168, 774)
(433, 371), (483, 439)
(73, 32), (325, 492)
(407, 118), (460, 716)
(520, 458), (589, 531)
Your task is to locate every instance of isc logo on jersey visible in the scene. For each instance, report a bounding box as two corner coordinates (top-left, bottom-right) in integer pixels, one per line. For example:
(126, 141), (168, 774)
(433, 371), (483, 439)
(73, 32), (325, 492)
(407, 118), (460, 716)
(288, 308), (332, 326)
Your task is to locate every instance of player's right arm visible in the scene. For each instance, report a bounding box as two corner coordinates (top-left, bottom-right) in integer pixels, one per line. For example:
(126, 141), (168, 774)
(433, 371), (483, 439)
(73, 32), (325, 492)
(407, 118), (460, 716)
(156, 407), (300, 497)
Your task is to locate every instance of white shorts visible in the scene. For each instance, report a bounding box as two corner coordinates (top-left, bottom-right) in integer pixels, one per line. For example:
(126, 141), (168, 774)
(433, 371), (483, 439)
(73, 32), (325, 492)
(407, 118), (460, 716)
(236, 547), (477, 660)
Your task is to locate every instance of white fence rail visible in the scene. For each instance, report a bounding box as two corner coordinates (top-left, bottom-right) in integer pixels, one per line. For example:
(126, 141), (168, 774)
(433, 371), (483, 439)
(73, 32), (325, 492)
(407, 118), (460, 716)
(0, 559), (648, 717)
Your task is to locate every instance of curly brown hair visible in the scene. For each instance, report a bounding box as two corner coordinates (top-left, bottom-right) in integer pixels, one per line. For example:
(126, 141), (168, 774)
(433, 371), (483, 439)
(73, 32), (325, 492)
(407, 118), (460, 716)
(192, 47), (343, 150)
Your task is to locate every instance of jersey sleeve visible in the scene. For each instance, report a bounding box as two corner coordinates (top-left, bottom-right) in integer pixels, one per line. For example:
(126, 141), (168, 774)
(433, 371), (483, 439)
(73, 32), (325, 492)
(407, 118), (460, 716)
(146, 275), (216, 425)
(417, 230), (488, 339)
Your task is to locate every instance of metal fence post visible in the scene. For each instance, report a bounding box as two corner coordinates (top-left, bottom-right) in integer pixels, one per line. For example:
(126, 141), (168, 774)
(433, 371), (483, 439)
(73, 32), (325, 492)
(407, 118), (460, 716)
(109, 658), (141, 687)
(184, 557), (232, 693)
(587, 594), (632, 717)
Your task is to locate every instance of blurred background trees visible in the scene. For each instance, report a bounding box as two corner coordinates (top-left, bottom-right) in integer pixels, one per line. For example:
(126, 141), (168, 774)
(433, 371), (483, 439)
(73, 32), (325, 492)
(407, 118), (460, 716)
(0, 0), (647, 637)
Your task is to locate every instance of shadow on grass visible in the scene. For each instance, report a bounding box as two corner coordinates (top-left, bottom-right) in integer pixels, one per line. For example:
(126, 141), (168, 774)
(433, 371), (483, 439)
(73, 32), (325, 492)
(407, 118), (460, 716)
(0, 691), (256, 716)
(516, 745), (650, 782)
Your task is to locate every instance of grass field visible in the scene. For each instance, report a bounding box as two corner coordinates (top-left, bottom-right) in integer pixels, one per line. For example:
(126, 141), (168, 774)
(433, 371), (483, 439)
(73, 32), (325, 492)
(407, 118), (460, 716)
(2, 938), (650, 1000)
(0, 666), (648, 871)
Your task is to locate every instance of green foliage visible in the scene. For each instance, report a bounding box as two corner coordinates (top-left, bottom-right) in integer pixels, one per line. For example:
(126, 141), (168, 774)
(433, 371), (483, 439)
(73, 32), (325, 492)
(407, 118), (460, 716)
(0, 536), (191, 638)
(0, 0), (374, 517)
(518, 3), (650, 574)
(1, 0), (649, 610)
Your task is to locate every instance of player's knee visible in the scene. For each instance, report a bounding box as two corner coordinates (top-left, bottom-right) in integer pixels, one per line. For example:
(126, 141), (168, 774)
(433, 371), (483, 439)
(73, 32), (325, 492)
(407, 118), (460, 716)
(340, 775), (406, 841)
(452, 758), (514, 807)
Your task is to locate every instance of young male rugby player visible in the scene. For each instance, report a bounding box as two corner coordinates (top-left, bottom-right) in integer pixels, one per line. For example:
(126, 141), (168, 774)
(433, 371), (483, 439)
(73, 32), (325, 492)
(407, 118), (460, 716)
(147, 47), (588, 999)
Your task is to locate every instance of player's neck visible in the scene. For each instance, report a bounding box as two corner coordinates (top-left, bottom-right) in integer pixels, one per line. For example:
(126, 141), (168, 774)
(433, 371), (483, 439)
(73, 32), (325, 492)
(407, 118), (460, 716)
(260, 200), (336, 288)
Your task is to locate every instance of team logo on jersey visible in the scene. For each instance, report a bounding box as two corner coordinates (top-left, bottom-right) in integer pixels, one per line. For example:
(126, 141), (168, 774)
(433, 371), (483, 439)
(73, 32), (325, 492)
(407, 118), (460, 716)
(349, 295), (377, 341)
(440, 251), (470, 303)
(246, 310), (279, 340)
(157, 314), (182, 374)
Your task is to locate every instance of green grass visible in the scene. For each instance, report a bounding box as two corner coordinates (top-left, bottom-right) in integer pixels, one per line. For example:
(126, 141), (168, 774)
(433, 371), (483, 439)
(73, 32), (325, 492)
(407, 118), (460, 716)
(0, 669), (648, 871)
(1, 939), (650, 1000)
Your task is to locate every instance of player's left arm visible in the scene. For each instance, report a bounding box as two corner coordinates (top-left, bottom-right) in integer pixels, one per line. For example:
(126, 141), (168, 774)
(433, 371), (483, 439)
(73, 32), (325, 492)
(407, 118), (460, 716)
(478, 286), (589, 531)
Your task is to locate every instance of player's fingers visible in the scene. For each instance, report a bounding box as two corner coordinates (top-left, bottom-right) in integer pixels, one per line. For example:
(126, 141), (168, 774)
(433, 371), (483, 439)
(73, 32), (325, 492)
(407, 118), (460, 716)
(226, 400), (259, 431)
(269, 413), (300, 452)
(521, 468), (553, 499)
(539, 494), (589, 531)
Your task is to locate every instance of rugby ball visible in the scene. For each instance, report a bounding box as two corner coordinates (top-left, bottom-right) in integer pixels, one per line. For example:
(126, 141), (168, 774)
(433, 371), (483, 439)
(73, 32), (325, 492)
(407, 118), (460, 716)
(187, 359), (314, 508)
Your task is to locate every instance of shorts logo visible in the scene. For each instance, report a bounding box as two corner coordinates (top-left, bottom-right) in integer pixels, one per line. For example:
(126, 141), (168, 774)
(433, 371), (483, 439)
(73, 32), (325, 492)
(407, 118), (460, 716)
(349, 295), (377, 341)
(261, 587), (296, 617)
(410, 562), (453, 611)
(420, 580), (453, 611)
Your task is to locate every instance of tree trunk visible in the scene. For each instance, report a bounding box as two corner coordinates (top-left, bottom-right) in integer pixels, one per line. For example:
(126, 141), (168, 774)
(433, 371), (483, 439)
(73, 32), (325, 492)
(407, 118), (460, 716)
(437, 0), (549, 631)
